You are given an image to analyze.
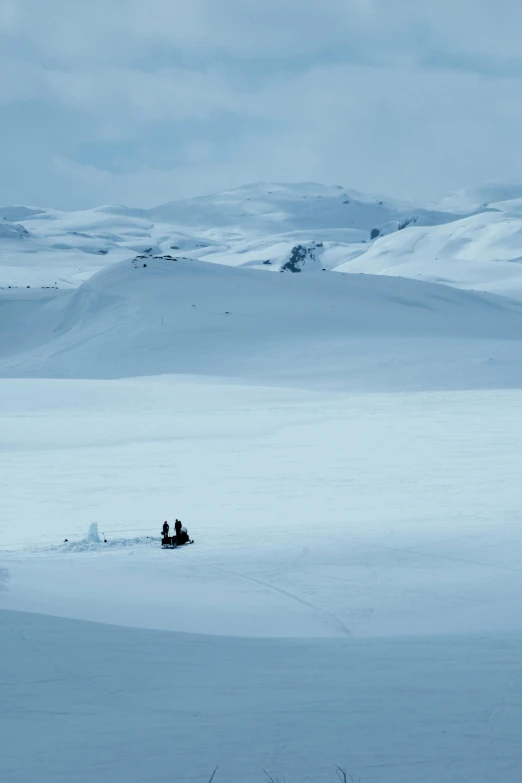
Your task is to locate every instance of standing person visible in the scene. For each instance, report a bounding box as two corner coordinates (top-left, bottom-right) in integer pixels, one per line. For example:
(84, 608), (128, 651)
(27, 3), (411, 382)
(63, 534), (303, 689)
(162, 521), (169, 543)
(174, 519), (182, 544)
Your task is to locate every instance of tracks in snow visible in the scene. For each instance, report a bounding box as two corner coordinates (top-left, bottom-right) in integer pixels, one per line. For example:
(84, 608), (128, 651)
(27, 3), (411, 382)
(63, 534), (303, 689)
(207, 563), (352, 637)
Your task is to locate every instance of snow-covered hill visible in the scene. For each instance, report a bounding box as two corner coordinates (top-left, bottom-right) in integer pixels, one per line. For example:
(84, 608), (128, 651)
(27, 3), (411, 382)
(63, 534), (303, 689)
(3, 255), (522, 390)
(337, 211), (522, 298)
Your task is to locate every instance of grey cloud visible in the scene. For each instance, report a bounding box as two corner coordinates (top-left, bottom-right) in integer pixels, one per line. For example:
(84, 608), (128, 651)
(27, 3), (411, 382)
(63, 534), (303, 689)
(7, 0), (518, 66)
(1, 1), (522, 208)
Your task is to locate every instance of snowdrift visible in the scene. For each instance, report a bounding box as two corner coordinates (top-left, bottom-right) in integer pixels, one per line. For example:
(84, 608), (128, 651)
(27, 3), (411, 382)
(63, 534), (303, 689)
(3, 255), (522, 389)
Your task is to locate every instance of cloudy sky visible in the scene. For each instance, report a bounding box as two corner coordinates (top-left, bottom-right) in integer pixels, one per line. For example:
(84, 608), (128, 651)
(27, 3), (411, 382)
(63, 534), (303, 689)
(1, 0), (522, 208)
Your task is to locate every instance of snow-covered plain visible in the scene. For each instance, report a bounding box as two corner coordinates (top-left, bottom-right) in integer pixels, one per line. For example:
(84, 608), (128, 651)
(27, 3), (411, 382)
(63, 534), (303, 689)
(3, 377), (522, 640)
(2, 378), (522, 781)
(2, 181), (522, 782)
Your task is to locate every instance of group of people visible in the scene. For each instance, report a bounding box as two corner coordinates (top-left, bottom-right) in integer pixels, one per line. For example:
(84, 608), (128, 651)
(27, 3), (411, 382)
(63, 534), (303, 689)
(162, 519), (191, 546)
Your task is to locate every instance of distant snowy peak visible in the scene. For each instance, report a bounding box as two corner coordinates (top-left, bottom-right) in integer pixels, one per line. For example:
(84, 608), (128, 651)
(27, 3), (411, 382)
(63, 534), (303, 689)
(218, 181), (349, 199)
(147, 181), (457, 236)
(435, 182), (522, 214)
(0, 217), (30, 239)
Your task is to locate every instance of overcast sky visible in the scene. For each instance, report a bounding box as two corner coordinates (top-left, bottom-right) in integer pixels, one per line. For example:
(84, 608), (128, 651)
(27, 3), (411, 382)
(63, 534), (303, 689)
(1, 0), (522, 209)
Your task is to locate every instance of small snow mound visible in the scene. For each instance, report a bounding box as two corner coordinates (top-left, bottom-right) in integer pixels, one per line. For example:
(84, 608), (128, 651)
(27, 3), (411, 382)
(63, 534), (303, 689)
(86, 522), (101, 543)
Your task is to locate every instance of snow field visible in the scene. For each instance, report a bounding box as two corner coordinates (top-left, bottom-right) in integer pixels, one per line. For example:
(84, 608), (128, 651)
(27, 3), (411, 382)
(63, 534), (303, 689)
(2, 609), (522, 783)
(2, 377), (522, 781)
(2, 377), (522, 640)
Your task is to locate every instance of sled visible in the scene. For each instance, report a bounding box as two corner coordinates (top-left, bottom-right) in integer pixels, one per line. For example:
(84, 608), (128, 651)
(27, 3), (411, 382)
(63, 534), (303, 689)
(161, 536), (194, 549)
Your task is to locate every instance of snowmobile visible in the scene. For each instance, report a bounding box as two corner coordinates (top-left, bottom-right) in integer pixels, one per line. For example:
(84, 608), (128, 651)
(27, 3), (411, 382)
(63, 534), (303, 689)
(161, 533), (194, 549)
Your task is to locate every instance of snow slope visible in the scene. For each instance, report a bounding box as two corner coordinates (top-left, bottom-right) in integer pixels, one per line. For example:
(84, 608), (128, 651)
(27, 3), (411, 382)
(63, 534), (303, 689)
(3, 255), (522, 389)
(339, 210), (522, 298)
(2, 608), (522, 783)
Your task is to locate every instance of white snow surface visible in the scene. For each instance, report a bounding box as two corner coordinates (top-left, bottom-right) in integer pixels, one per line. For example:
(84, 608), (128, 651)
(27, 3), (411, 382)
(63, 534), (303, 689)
(3, 610), (522, 783)
(2, 378), (522, 781)
(3, 180), (522, 782)
(3, 377), (522, 640)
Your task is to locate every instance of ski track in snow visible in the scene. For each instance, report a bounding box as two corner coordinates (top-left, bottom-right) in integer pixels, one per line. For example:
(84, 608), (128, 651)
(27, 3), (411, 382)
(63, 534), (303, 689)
(207, 563), (352, 637)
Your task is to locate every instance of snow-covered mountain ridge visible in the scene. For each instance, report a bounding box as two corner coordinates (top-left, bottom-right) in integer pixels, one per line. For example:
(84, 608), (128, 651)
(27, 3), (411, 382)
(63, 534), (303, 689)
(4, 179), (522, 296)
